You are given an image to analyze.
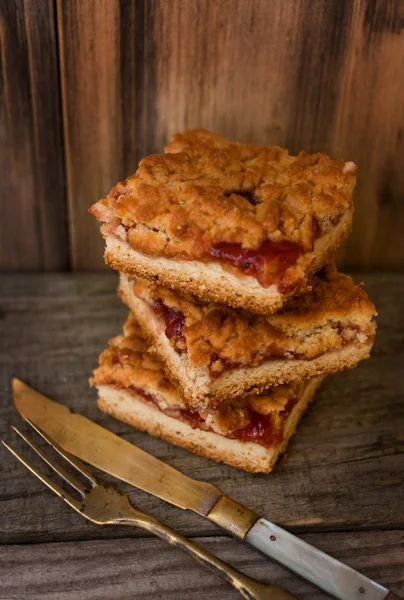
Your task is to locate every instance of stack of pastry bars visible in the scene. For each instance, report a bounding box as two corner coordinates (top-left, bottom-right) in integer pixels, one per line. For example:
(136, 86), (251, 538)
(90, 129), (376, 473)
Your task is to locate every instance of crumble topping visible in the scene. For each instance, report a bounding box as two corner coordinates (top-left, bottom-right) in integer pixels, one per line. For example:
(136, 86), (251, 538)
(90, 129), (356, 263)
(90, 313), (176, 402)
(129, 264), (376, 373)
(91, 312), (307, 440)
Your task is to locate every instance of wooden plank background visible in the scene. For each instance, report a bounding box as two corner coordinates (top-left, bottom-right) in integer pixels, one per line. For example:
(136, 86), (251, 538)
(0, 0), (68, 271)
(1, 0), (404, 271)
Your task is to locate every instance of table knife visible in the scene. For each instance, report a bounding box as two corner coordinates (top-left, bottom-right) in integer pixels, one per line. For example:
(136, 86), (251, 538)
(12, 379), (401, 600)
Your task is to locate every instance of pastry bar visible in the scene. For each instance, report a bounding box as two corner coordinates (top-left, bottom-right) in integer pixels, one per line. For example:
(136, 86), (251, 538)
(91, 312), (324, 473)
(90, 129), (356, 315)
(118, 264), (376, 408)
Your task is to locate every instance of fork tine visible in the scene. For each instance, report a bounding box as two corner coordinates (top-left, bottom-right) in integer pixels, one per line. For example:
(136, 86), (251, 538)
(24, 418), (97, 485)
(2, 440), (82, 512)
(12, 427), (88, 496)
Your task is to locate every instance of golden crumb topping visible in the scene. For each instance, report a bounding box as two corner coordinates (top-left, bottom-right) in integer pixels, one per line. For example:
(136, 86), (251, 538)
(129, 264), (376, 372)
(91, 312), (307, 435)
(200, 382), (303, 435)
(90, 129), (356, 259)
(91, 313), (174, 395)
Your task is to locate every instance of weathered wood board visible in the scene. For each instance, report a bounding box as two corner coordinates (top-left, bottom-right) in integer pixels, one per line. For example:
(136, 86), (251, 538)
(2, 1), (404, 271)
(0, 273), (403, 597)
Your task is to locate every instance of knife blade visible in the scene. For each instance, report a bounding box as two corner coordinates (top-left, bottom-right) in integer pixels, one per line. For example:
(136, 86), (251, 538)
(12, 378), (221, 515)
(12, 379), (397, 600)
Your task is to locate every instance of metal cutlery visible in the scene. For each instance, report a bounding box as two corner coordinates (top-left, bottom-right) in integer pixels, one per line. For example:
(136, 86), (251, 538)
(3, 418), (297, 600)
(12, 378), (401, 600)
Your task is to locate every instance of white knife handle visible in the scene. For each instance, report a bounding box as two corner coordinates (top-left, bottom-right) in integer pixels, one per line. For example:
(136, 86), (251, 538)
(245, 518), (389, 600)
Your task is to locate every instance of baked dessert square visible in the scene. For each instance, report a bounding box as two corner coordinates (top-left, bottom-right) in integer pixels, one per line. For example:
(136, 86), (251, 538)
(91, 312), (324, 473)
(118, 264), (376, 409)
(90, 129), (356, 315)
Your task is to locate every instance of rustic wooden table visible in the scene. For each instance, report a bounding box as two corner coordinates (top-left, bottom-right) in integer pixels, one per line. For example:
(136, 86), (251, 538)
(0, 273), (403, 599)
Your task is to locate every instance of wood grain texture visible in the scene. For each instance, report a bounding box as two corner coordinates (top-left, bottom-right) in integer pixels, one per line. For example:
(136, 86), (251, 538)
(0, 0), (67, 271)
(152, 0), (353, 149)
(331, 1), (404, 268)
(56, 0), (122, 271)
(55, 0), (158, 271)
(1, 531), (403, 599)
(54, 0), (404, 271)
(0, 273), (403, 546)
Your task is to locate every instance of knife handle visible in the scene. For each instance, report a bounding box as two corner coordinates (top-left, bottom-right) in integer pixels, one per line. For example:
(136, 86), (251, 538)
(245, 518), (389, 600)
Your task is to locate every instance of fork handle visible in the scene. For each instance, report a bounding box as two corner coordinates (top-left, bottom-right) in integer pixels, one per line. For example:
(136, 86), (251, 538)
(118, 511), (297, 600)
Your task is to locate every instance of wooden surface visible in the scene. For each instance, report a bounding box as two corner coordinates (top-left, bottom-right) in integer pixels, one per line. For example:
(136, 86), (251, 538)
(1, 532), (403, 599)
(0, 0), (68, 271)
(0, 272), (403, 598)
(1, 0), (404, 271)
(56, 0), (123, 271)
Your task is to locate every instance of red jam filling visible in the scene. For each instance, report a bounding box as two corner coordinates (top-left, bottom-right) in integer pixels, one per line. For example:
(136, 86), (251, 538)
(151, 299), (186, 351)
(113, 213), (303, 292)
(126, 384), (298, 449)
(208, 240), (303, 290)
(176, 408), (205, 430)
(227, 396), (298, 446)
(227, 412), (280, 446)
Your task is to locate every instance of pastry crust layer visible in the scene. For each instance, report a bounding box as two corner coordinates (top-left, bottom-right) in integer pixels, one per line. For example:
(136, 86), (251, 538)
(118, 267), (376, 408)
(91, 129), (356, 253)
(103, 208), (352, 314)
(123, 286), (373, 408)
(96, 376), (323, 473)
(90, 128), (356, 313)
(92, 312), (312, 435)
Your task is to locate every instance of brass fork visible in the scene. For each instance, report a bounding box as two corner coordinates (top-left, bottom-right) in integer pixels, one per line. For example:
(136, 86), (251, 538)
(3, 419), (298, 600)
